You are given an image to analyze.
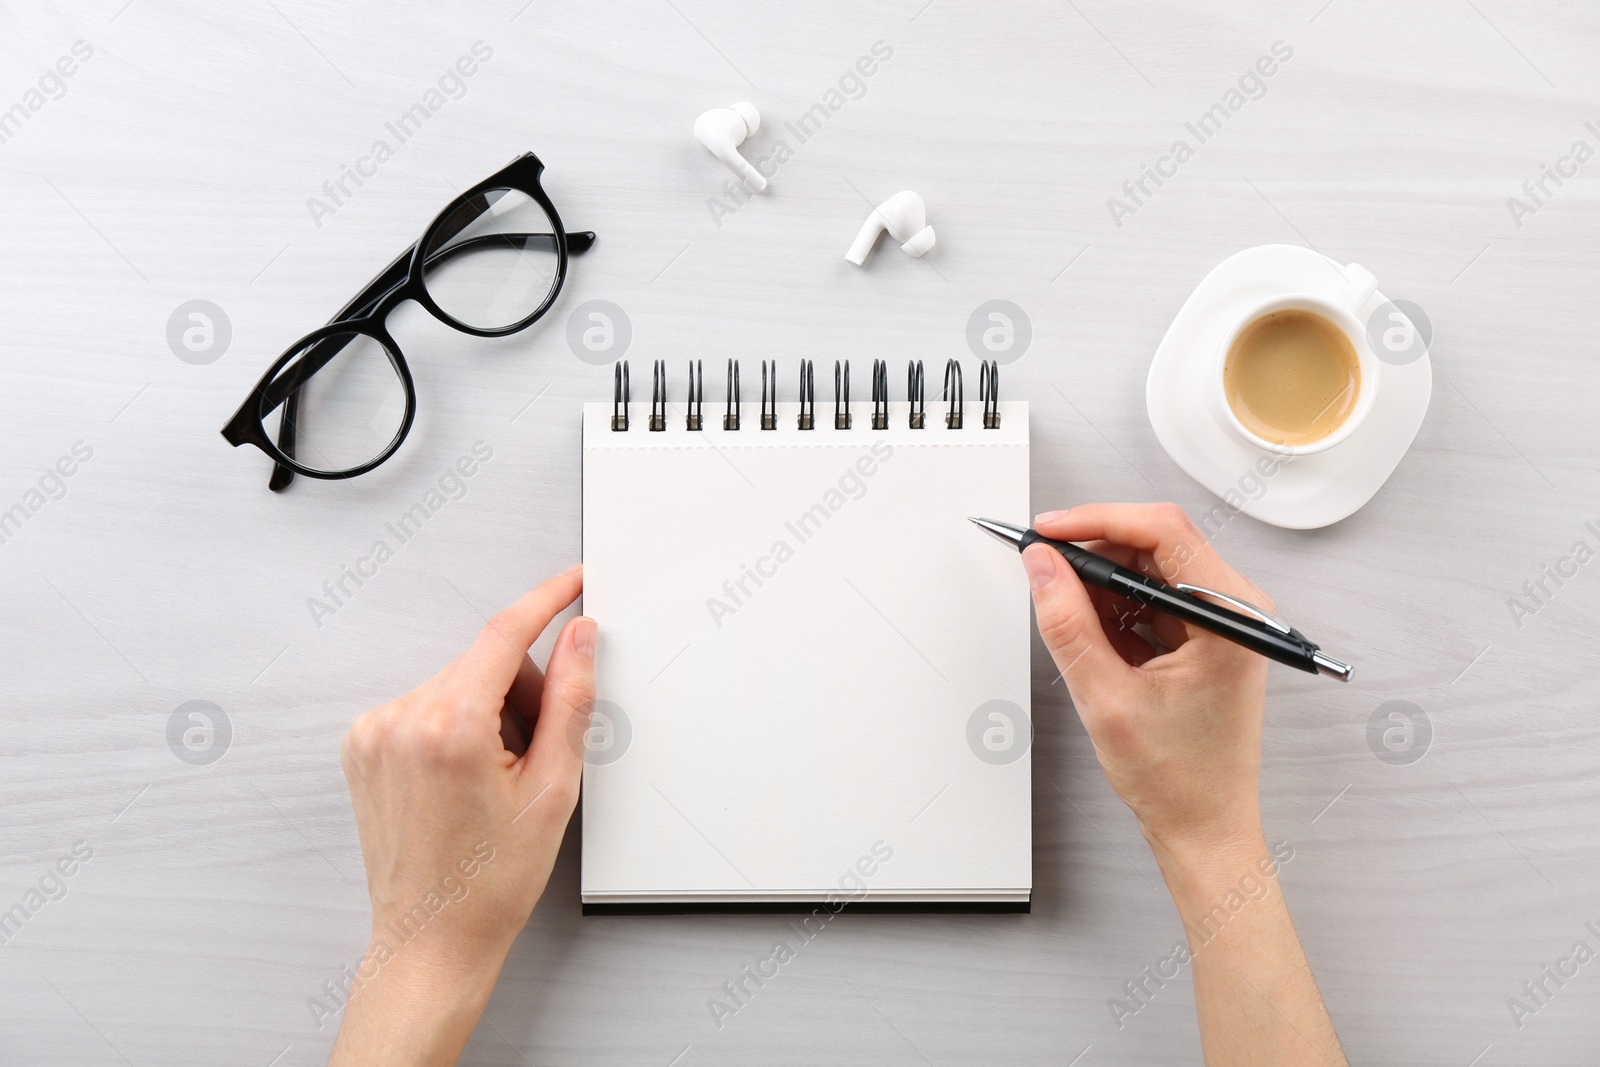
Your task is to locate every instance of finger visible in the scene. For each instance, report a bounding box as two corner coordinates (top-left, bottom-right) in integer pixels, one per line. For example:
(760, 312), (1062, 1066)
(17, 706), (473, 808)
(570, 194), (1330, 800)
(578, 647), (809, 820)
(1083, 584), (1143, 626)
(1091, 584), (1148, 636)
(498, 654), (545, 758)
(1103, 616), (1159, 667)
(1080, 543), (1156, 626)
(521, 615), (597, 812)
(1035, 503), (1274, 611)
(1081, 539), (1141, 571)
(1023, 543), (1132, 701)
(1082, 579), (1165, 666)
(1084, 558), (1184, 650)
(504, 653), (546, 722)
(458, 565), (583, 702)
(1077, 538), (1189, 648)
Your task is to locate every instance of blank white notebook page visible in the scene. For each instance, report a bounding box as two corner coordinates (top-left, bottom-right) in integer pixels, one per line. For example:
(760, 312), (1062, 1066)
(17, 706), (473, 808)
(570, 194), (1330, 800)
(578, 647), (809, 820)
(581, 400), (1030, 904)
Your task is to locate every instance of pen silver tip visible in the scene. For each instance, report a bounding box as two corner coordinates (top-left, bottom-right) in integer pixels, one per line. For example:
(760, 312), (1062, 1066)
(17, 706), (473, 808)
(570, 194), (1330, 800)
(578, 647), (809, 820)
(1312, 650), (1353, 683)
(969, 517), (1027, 550)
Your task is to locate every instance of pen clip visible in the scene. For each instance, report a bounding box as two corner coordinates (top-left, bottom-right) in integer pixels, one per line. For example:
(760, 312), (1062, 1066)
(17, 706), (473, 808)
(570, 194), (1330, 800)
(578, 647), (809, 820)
(1173, 583), (1293, 635)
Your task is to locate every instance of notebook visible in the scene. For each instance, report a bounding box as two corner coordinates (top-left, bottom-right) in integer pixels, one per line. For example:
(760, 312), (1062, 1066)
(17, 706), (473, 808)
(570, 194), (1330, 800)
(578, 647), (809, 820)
(580, 360), (1031, 910)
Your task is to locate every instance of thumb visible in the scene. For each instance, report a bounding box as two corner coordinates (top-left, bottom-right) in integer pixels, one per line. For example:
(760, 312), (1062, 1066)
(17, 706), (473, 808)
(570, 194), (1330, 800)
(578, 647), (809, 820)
(520, 616), (596, 812)
(1023, 543), (1127, 701)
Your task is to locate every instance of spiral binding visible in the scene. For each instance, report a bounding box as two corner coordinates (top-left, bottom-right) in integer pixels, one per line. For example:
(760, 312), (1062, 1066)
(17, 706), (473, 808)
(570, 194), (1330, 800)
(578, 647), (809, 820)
(608, 358), (999, 432)
(980, 359), (1000, 429)
(649, 359), (667, 431)
(942, 358), (963, 429)
(611, 361), (630, 431)
(871, 359), (888, 430)
(797, 359), (815, 430)
(760, 359), (777, 430)
(724, 359), (740, 430)
(686, 359), (703, 430)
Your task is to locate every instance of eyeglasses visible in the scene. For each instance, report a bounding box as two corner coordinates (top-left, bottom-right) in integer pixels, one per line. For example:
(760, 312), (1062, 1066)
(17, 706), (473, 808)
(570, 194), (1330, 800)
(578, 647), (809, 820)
(221, 152), (594, 491)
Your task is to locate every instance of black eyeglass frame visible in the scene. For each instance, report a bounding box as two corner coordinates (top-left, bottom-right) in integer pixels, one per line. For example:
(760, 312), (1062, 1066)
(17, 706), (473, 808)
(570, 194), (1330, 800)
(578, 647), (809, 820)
(220, 152), (594, 490)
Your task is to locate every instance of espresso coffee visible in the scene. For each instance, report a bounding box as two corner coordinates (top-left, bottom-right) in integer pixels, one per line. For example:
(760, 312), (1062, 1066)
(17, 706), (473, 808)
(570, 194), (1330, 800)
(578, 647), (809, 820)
(1224, 309), (1361, 446)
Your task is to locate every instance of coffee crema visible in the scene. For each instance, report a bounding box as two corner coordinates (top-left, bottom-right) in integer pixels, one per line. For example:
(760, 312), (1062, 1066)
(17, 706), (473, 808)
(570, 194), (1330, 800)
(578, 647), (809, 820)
(1223, 309), (1361, 446)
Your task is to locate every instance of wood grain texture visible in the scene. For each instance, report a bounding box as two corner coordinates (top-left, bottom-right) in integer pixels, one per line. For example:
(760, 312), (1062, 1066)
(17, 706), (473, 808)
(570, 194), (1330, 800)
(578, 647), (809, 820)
(1, 0), (1597, 1063)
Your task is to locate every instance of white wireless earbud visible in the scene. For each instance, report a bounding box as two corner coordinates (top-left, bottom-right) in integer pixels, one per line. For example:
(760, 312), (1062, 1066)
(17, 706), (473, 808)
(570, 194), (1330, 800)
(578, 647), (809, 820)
(845, 191), (936, 266)
(693, 102), (766, 192)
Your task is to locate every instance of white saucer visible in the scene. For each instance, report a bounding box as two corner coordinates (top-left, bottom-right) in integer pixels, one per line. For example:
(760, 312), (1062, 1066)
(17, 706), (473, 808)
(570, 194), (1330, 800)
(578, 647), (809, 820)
(1145, 244), (1432, 530)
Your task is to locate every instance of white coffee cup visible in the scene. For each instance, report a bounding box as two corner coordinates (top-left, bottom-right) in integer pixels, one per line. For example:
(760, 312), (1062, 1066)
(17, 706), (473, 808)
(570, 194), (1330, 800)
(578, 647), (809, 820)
(1213, 263), (1379, 456)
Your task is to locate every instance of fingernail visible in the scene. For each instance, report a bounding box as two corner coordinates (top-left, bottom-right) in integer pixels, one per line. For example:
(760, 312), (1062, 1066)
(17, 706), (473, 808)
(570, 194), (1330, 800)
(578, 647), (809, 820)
(1022, 545), (1057, 590)
(573, 617), (597, 658)
(564, 563), (583, 576)
(1034, 510), (1068, 525)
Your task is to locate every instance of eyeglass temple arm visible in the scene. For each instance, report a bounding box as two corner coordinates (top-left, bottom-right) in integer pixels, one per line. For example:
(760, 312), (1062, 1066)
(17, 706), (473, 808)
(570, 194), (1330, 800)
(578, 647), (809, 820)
(268, 389), (300, 491)
(264, 228), (597, 491)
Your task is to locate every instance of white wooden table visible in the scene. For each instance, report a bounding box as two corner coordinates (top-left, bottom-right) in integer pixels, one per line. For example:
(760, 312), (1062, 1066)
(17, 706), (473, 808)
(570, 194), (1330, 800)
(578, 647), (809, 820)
(2, 1), (1597, 1063)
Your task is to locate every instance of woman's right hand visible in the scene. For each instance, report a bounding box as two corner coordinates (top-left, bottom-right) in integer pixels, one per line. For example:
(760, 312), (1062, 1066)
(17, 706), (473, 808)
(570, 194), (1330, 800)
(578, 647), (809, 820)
(1023, 503), (1274, 865)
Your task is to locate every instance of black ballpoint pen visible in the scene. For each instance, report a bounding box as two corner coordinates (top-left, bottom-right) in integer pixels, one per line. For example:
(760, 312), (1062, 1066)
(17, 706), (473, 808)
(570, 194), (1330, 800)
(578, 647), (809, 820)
(970, 518), (1352, 682)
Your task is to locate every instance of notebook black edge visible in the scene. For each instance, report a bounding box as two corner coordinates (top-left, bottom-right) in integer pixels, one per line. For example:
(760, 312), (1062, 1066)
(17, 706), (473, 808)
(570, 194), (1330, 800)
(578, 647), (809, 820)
(583, 899), (1032, 916)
